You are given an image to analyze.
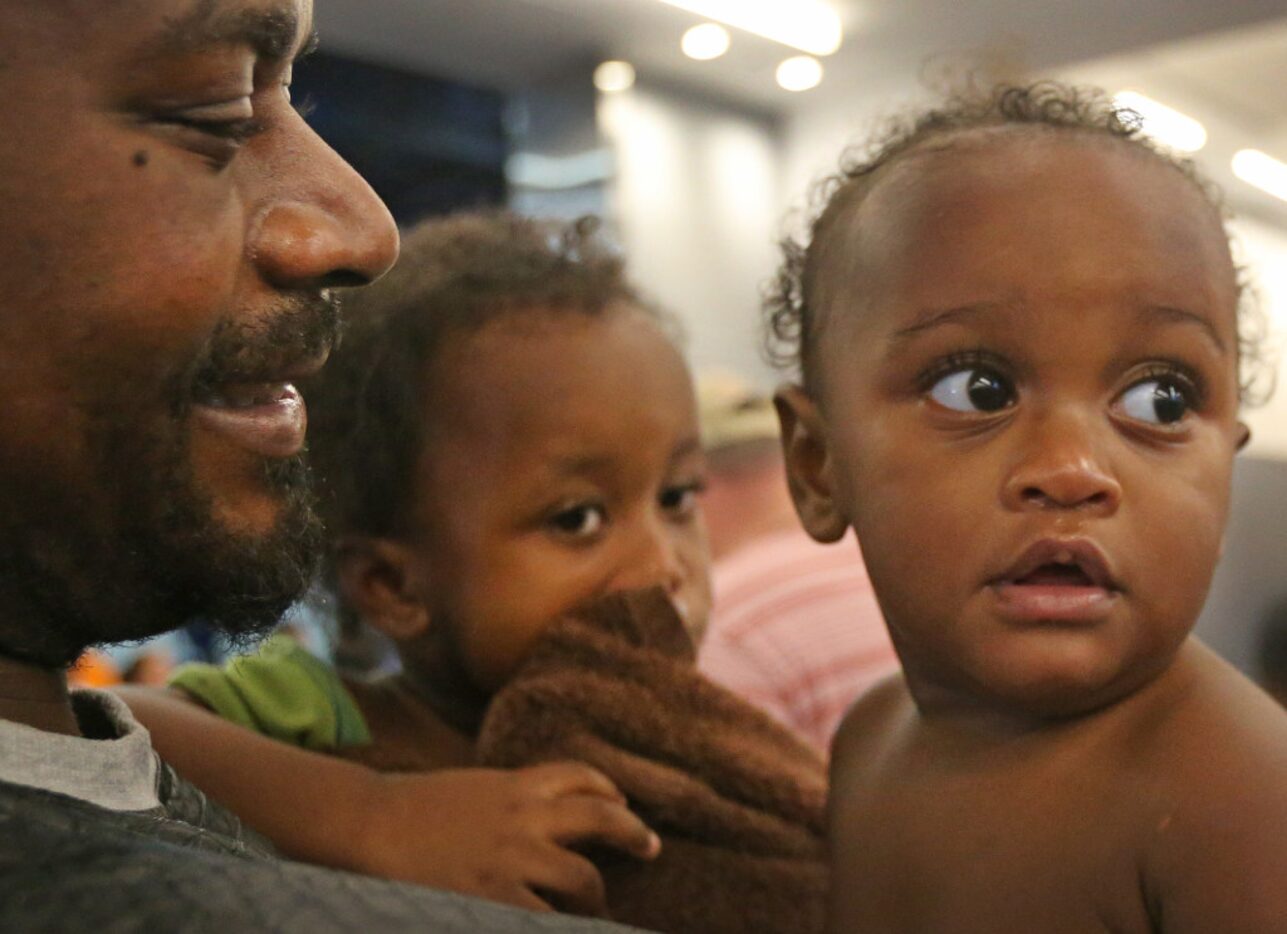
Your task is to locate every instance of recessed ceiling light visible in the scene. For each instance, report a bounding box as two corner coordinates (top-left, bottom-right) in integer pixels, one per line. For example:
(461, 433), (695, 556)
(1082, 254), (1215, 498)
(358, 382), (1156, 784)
(776, 55), (823, 92)
(657, 0), (842, 56)
(1232, 149), (1287, 203)
(1113, 91), (1207, 153)
(594, 60), (636, 94)
(682, 22), (731, 60)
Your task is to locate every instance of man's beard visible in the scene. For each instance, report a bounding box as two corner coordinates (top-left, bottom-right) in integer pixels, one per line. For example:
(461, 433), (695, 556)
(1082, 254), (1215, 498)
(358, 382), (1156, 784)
(0, 299), (338, 667)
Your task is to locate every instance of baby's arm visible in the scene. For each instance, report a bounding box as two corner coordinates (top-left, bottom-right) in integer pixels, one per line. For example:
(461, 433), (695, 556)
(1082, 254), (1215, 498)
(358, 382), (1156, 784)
(114, 686), (660, 916)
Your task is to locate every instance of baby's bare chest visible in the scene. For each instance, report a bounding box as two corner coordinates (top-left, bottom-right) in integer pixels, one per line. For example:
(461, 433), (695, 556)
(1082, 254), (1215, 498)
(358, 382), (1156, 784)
(829, 739), (1167, 933)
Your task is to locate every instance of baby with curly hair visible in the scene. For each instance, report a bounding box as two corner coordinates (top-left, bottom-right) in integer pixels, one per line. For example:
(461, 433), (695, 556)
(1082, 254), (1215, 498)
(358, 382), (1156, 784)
(767, 82), (1287, 932)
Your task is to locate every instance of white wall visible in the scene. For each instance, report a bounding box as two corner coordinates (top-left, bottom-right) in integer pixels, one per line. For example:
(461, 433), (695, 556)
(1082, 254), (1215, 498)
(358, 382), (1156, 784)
(599, 85), (784, 389)
(1231, 217), (1287, 460)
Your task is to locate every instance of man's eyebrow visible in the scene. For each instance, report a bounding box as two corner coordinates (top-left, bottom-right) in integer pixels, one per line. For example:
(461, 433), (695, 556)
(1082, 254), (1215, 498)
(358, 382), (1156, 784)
(888, 303), (1004, 345)
(1138, 305), (1228, 353)
(145, 2), (314, 63)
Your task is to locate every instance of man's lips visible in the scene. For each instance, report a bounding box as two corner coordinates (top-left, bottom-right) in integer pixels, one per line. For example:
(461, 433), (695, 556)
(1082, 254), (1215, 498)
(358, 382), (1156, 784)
(190, 351), (328, 459)
(989, 538), (1121, 624)
(192, 383), (307, 459)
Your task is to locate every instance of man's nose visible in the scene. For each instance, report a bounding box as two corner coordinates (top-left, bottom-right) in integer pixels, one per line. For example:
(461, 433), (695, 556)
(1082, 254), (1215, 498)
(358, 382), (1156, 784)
(251, 119), (399, 291)
(1001, 407), (1122, 516)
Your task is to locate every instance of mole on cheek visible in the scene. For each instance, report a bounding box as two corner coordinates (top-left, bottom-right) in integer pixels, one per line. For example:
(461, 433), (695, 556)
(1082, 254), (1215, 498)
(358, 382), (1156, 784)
(132, 150), (150, 168)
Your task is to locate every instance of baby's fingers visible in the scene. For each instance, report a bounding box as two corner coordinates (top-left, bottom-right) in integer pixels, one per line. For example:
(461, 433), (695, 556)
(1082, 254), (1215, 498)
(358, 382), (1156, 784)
(516, 761), (625, 804)
(547, 795), (661, 861)
(524, 844), (609, 918)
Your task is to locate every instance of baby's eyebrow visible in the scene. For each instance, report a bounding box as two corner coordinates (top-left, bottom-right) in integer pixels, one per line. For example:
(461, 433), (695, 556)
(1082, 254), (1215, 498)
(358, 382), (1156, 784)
(668, 436), (702, 467)
(1138, 305), (1227, 353)
(888, 302), (1005, 344)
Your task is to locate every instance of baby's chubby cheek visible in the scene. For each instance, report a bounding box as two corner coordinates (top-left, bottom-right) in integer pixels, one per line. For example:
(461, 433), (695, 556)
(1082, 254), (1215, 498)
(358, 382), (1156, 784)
(838, 437), (992, 619)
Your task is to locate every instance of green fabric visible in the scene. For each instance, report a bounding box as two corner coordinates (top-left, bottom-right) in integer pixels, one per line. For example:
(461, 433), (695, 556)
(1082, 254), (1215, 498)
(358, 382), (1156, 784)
(169, 635), (371, 751)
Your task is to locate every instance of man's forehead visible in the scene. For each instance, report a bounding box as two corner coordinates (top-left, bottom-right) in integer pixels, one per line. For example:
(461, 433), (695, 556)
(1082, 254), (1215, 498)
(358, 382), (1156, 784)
(138, 0), (314, 62)
(0, 0), (313, 69)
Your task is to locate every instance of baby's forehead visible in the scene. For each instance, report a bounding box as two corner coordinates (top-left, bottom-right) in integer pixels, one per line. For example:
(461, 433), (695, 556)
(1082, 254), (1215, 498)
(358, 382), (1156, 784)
(818, 130), (1235, 306)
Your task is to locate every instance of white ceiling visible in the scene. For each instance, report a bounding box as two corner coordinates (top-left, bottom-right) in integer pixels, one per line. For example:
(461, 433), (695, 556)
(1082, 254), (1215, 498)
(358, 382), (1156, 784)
(314, 0), (1287, 225)
(1059, 15), (1287, 228)
(316, 0), (1287, 115)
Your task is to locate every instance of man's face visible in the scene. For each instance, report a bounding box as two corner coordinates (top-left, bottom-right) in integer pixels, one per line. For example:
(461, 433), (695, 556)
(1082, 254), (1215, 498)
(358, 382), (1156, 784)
(781, 136), (1245, 718)
(0, 0), (398, 664)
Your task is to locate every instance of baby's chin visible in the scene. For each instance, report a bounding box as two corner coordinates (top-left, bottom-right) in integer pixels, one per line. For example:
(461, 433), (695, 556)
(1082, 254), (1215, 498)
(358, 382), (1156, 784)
(924, 628), (1188, 721)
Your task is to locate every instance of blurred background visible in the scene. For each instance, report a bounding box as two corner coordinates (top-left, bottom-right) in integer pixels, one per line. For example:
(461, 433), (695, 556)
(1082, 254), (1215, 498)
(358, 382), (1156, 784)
(85, 0), (1287, 690)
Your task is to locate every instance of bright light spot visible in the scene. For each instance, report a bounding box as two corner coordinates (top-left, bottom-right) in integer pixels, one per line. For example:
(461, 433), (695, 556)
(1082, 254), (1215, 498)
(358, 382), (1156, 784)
(594, 61), (636, 94)
(682, 22), (731, 60)
(1113, 91), (1207, 153)
(657, 0), (842, 56)
(776, 55), (823, 92)
(1232, 149), (1287, 203)
(506, 149), (614, 190)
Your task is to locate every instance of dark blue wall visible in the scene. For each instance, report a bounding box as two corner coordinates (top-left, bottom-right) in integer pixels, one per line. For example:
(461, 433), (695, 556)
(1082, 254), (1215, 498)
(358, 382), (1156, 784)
(293, 52), (508, 225)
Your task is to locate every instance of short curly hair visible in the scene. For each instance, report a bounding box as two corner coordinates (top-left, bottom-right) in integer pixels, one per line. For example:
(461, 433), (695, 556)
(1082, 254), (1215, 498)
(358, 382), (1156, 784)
(304, 211), (648, 542)
(765, 81), (1273, 404)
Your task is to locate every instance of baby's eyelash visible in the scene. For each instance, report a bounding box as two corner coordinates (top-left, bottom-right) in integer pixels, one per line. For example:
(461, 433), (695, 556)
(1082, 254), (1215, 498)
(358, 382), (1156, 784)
(915, 348), (1010, 392)
(1132, 360), (1207, 405)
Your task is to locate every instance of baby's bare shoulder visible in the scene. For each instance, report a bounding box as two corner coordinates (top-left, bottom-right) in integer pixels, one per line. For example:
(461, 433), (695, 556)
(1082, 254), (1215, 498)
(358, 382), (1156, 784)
(829, 671), (909, 782)
(1140, 644), (1287, 933)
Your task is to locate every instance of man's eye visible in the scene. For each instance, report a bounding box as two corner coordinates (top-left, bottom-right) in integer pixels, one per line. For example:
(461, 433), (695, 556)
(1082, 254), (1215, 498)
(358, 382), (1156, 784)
(549, 505), (606, 539)
(928, 368), (1015, 413)
(149, 100), (263, 167)
(163, 115), (264, 144)
(1116, 378), (1192, 425)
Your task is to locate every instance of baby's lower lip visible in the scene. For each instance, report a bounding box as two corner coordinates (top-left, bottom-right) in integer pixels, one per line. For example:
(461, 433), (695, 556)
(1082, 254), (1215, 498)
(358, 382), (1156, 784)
(191, 383), (306, 459)
(990, 581), (1118, 624)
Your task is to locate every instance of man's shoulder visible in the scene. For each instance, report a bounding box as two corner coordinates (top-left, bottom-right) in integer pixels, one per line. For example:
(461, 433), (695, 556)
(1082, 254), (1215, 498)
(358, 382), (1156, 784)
(0, 777), (648, 933)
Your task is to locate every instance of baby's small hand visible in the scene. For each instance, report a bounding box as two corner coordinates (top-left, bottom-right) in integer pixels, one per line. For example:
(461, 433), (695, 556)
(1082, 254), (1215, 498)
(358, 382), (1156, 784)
(350, 762), (660, 916)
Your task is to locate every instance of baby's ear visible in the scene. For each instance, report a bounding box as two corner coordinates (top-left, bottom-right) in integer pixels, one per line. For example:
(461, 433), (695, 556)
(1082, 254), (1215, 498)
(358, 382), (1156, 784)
(1236, 420), (1252, 451)
(774, 384), (848, 543)
(334, 536), (431, 642)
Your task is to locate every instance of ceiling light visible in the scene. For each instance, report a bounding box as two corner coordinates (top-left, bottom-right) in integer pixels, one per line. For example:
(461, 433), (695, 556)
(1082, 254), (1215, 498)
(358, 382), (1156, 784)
(594, 60), (636, 94)
(776, 55), (823, 92)
(1113, 91), (1207, 153)
(657, 0), (842, 56)
(1232, 149), (1287, 203)
(682, 23), (731, 60)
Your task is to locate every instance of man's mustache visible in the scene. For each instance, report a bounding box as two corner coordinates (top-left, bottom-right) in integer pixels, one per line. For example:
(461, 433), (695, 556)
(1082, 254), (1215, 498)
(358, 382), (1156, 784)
(189, 294), (342, 397)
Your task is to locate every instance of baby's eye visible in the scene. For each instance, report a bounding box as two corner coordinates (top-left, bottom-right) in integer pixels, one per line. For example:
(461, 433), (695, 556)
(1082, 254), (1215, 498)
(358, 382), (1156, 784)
(548, 504), (606, 539)
(1116, 378), (1193, 425)
(928, 368), (1015, 413)
(660, 482), (704, 518)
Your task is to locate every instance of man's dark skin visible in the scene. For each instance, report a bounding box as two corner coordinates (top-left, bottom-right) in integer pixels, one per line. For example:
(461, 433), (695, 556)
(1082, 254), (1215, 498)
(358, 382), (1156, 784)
(0, 0), (396, 723)
(0, 2), (650, 930)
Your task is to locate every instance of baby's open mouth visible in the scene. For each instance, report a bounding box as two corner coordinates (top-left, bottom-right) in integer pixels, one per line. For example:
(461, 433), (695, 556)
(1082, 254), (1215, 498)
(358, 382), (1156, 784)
(992, 539), (1120, 624)
(1012, 562), (1096, 587)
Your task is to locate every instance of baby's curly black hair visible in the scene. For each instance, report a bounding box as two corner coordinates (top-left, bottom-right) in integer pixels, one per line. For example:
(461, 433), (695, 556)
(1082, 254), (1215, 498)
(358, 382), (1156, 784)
(303, 211), (648, 543)
(765, 80), (1273, 404)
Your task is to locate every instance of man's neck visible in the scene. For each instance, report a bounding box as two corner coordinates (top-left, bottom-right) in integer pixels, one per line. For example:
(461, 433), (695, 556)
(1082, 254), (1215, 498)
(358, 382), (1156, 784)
(0, 654), (80, 736)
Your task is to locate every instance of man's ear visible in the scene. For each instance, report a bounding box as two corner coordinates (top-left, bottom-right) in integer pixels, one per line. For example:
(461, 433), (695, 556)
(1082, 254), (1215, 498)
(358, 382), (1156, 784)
(1236, 420), (1252, 452)
(774, 383), (848, 543)
(333, 536), (431, 642)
